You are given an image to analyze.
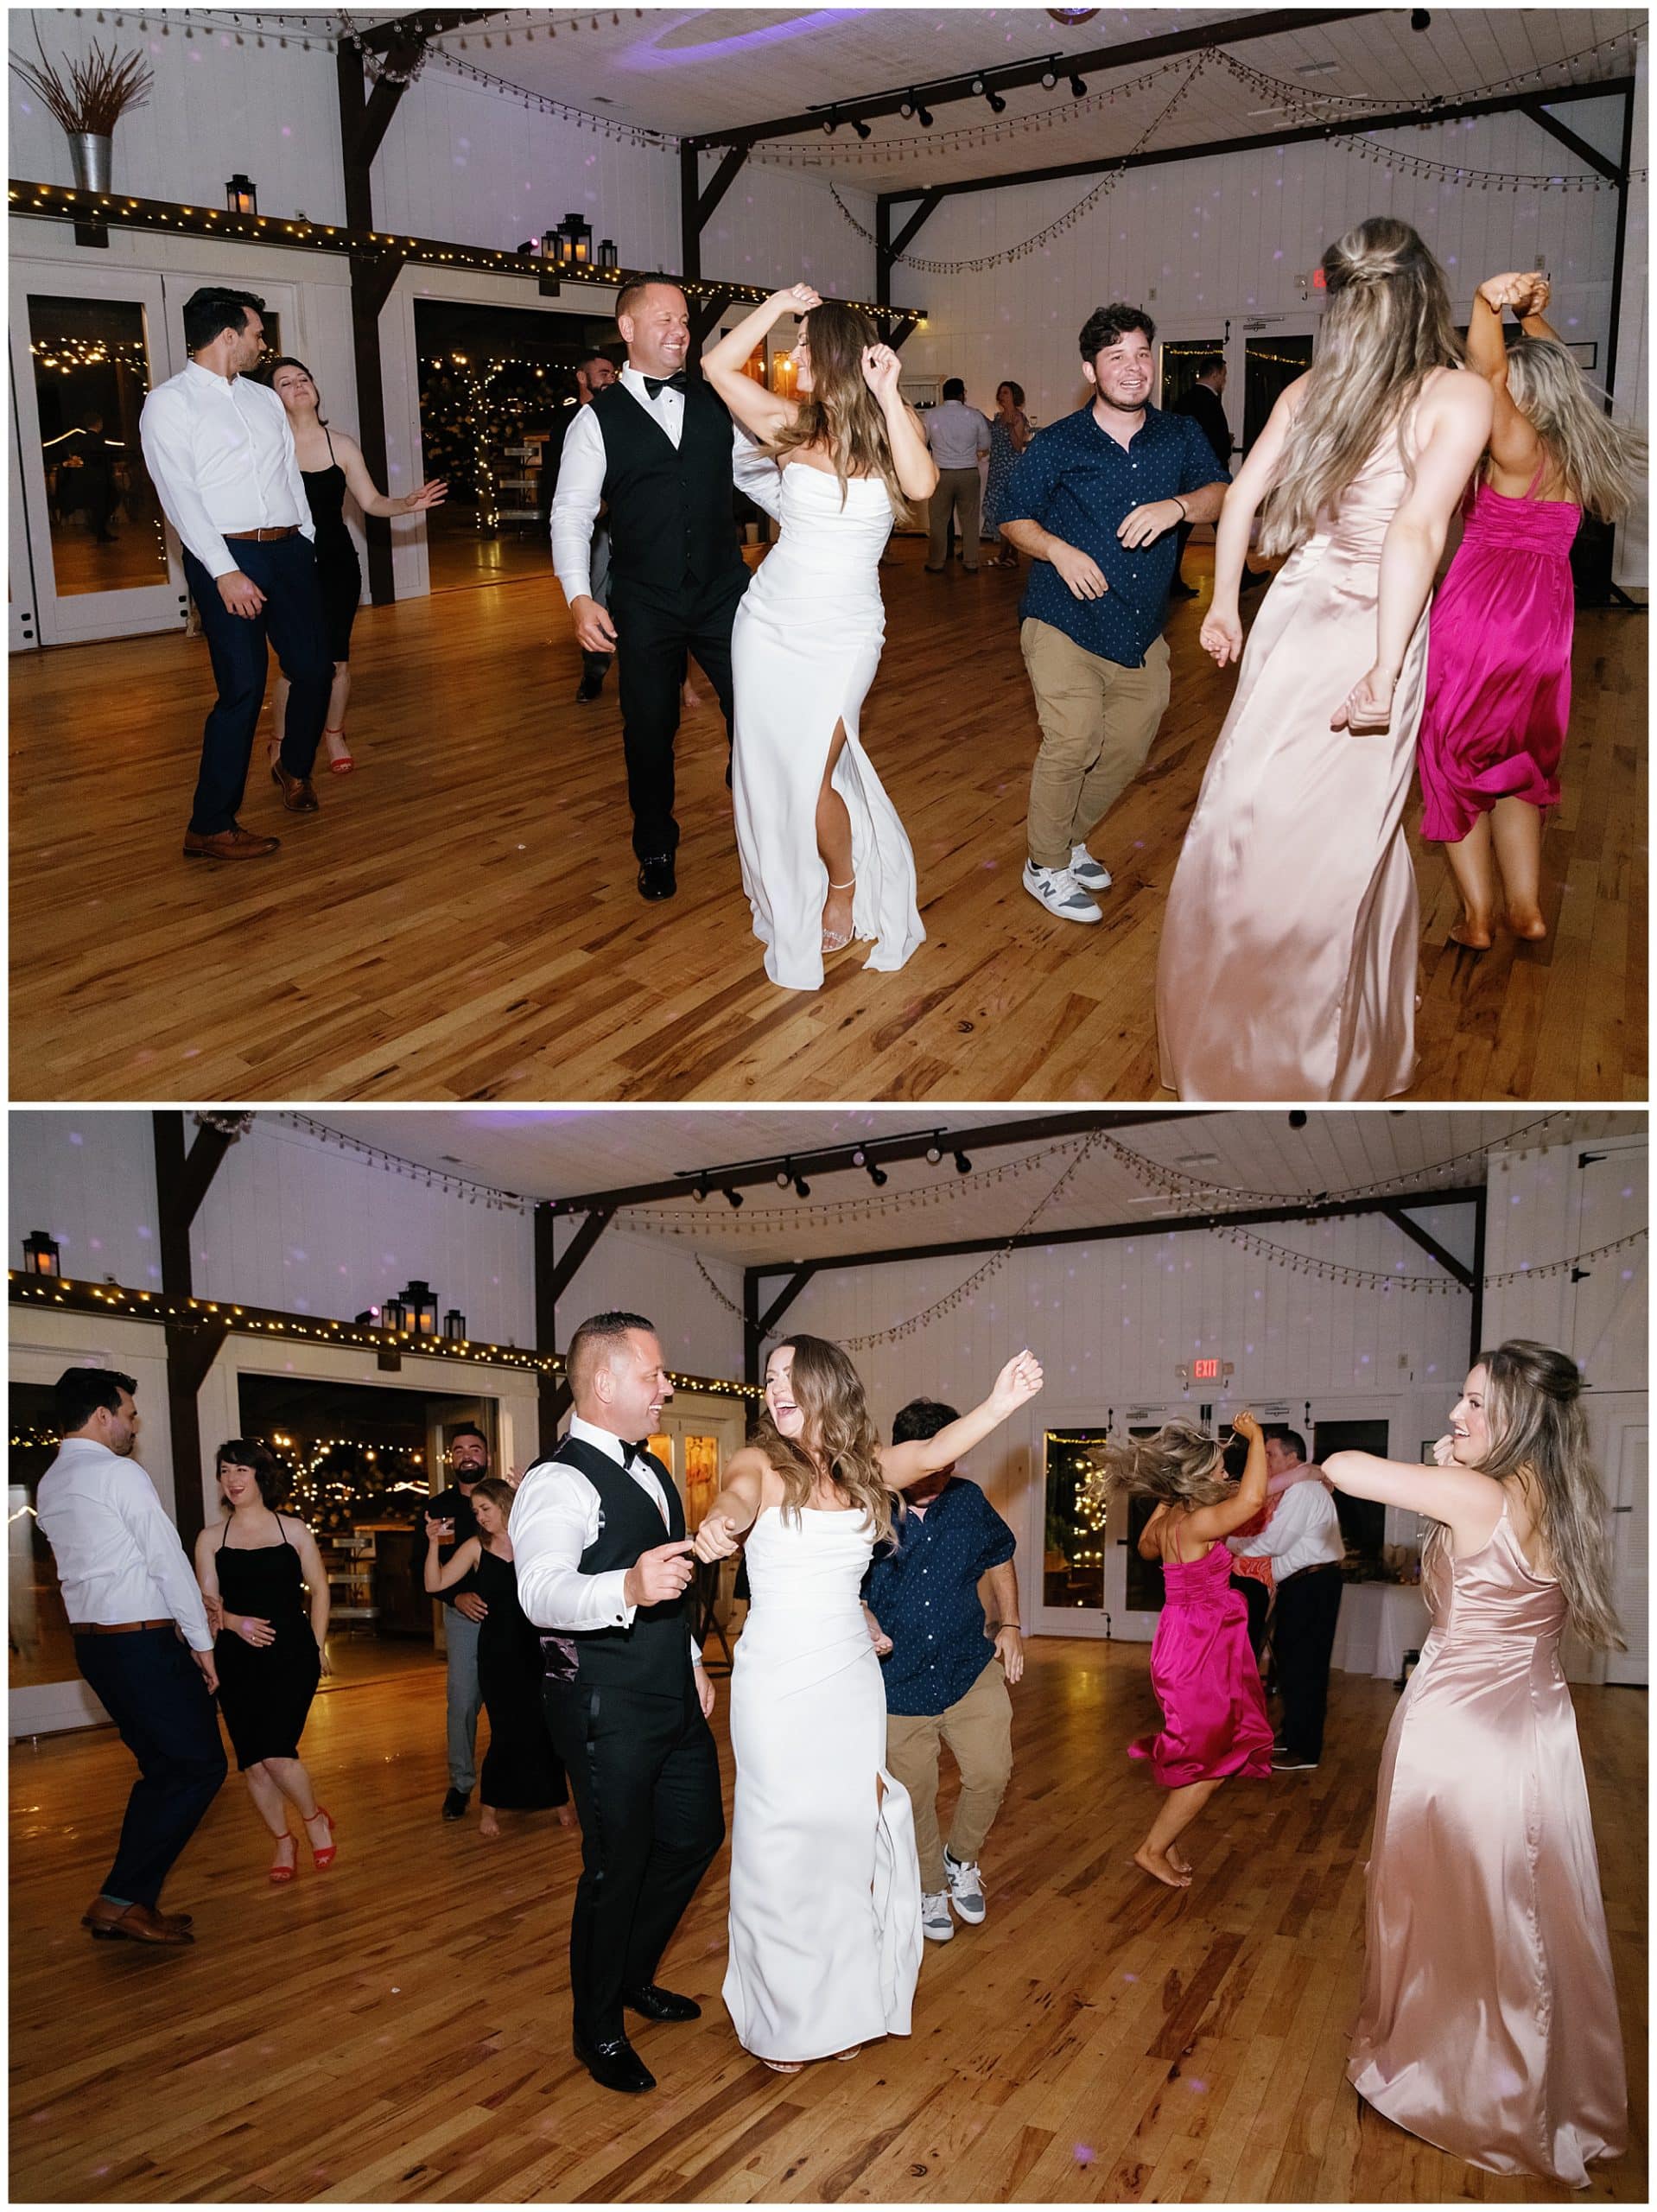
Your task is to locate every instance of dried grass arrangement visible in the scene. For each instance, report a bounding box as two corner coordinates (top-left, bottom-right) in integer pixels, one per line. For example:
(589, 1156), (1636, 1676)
(10, 33), (155, 136)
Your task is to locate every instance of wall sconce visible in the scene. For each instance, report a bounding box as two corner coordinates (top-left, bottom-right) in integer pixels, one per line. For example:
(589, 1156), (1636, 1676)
(443, 1308), (467, 1341)
(22, 1230), (60, 1277)
(225, 173), (258, 215)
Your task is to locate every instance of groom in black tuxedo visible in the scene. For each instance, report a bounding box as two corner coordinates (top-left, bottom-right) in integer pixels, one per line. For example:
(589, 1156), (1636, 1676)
(511, 1309), (724, 2094)
(550, 276), (751, 901)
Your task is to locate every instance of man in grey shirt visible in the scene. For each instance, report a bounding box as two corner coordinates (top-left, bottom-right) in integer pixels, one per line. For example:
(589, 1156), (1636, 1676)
(924, 379), (993, 574)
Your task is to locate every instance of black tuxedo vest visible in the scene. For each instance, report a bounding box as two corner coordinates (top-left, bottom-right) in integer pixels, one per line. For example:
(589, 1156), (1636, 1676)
(588, 377), (744, 596)
(536, 1433), (692, 1700)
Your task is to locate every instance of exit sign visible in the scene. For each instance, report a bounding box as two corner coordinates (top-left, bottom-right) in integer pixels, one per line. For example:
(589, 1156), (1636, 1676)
(1191, 1357), (1221, 1381)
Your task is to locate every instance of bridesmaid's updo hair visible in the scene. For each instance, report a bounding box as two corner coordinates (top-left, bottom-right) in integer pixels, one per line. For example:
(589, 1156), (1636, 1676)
(1469, 1340), (1623, 1651)
(762, 302), (915, 525)
(215, 1438), (287, 1510)
(1256, 216), (1462, 557)
(1103, 1421), (1233, 1510)
(467, 1476), (517, 1526)
(752, 1334), (898, 1542)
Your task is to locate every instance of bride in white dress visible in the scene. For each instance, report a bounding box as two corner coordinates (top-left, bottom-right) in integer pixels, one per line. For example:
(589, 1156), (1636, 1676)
(694, 1334), (1044, 2070)
(702, 285), (937, 990)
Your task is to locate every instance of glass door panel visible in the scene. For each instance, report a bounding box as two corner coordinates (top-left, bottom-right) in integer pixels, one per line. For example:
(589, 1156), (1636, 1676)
(1242, 328), (1317, 454)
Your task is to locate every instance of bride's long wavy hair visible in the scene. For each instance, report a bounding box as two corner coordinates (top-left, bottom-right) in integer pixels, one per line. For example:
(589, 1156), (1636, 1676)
(751, 1333), (898, 1542)
(1256, 217), (1463, 556)
(764, 302), (913, 524)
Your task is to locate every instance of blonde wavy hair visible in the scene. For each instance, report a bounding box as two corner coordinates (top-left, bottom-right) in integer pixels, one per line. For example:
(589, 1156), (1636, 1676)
(764, 302), (912, 524)
(1102, 1421), (1234, 1511)
(1425, 1339), (1623, 1651)
(1501, 338), (1646, 524)
(752, 1333), (898, 1543)
(1257, 217), (1463, 557)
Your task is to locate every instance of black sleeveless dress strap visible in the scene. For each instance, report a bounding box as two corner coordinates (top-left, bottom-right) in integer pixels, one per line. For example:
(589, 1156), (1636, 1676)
(301, 426), (362, 663)
(212, 1516), (322, 1770)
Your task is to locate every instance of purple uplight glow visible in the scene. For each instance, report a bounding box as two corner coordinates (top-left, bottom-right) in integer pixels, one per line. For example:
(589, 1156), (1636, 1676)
(619, 10), (863, 73)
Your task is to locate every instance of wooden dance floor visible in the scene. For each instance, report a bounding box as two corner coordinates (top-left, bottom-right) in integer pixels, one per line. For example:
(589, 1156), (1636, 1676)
(10, 1638), (1646, 2203)
(8, 544), (1647, 1102)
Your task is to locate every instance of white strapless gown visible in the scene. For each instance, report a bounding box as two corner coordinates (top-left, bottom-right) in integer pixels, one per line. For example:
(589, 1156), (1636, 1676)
(722, 1506), (924, 2063)
(730, 463), (925, 991)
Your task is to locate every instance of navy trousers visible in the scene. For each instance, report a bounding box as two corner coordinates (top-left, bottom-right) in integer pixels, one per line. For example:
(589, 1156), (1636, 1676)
(181, 534), (332, 834)
(73, 1626), (227, 1908)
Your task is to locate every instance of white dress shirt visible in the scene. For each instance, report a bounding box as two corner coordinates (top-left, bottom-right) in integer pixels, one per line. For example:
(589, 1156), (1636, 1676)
(139, 359), (314, 580)
(549, 364), (751, 602)
(925, 398), (993, 471)
(511, 1414), (701, 1662)
(35, 1436), (213, 1649)
(1229, 1471), (1345, 1580)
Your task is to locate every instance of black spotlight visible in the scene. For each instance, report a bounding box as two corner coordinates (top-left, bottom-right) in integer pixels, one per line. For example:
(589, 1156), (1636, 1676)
(777, 1164), (793, 1186)
(970, 74), (986, 93)
(898, 93), (917, 118)
(953, 1149), (973, 1175)
(692, 1176), (710, 1203)
(852, 117), (872, 138)
(1040, 61), (1058, 88)
(867, 1161), (889, 1188)
(792, 1172), (812, 1198)
(822, 112), (838, 135)
(986, 88), (1006, 113)
(1410, 8), (1431, 27)
(925, 1140), (943, 1164)
(851, 1146), (869, 1166)
(1288, 1110), (1309, 1130)
(724, 1186), (745, 1209)
(915, 99), (934, 127)
(1068, 71), (1087, 98)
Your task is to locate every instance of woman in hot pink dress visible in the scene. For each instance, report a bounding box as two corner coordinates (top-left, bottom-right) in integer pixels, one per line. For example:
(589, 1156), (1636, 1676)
(1325, 1341), (1628, 2187)
(1106, 1410), (1274, 1888)
(1418, 271), (1645, 947)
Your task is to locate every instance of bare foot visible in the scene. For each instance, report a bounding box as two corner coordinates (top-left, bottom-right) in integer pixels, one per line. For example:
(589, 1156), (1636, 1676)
(1506, 905), (1548, 942)
(556, 1802), (578, 1830)
(479, 1809), (502, 1840)
(1448, 914), (1494, 950)
(681, 677), (702, 713)
(1132, 1846), (1192, 1890)
(1166, 1844), (1192, 1876)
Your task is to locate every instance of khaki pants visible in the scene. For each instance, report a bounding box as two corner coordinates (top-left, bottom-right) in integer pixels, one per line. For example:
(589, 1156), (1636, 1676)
(886, 1659), (1013, 1894)
(927, 467), (983, 571)
(1020, 619), (1172, 871)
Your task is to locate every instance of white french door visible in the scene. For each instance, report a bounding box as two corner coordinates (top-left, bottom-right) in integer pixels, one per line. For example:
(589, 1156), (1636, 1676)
(9, 363), (41, 650)
(1033, 1403), (1190, 1643)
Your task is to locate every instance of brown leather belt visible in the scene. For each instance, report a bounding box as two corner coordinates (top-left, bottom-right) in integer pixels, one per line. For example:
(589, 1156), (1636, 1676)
(222, 524), (298, 542)
(71, 1618), (173, 1635)
(1278, 1561), (1343, 1586)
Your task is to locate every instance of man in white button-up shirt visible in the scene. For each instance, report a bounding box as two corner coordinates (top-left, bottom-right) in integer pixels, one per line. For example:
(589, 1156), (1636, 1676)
(511, 1310), (722, 2096)
(1229, 1428), (1346, 1770)
(139, 285), (333, 861)
(35, 1368), (227, 1946)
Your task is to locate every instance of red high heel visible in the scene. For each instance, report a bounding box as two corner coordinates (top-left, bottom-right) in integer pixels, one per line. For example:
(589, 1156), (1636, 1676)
(268, 1834), (298, 1885)
(307, 1807), (338, 1869)
(322, 728), (354, 776)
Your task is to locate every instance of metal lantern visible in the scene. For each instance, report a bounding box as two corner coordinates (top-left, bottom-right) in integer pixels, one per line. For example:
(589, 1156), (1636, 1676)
(542, 226), (563, 261)
(561, 211), (592, 267)
(597, 237), (619, 270)
(381, 1294), (409, 1333)
(225, 173), (258, 215)
(403, 1280), (440, 1336)
(442, 1308), (467, 1341)
(22, 1230), (60, 1277)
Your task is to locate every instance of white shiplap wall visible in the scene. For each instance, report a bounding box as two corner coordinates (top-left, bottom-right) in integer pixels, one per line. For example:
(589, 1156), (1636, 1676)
(890, 110), (1627, 431)
(551, 1222), (744, 1380)
(1610, 35), (1647, 585)
(1479, 1131), (1647, 1385)
(8, 1110), (163, 1288)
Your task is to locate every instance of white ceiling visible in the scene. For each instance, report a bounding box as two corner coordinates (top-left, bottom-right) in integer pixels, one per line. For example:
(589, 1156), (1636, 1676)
(298, 1109), (1641, 1264)
(387, 6), (1642, 190)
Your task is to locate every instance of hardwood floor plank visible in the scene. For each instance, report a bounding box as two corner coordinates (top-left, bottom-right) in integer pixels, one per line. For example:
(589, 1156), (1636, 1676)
(10, 551), (1643, 1101)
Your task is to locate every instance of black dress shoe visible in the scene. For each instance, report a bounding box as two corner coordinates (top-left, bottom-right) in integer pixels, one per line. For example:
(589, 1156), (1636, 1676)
(573, 2032), (657, 2094)
(624, 1983), (702, 2023)
(441, 1787), (469, 1821)
(638, 854), (676, 901)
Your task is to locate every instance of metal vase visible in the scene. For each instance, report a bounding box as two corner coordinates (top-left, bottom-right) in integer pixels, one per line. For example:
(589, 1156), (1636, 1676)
(68, 131), (112, 193)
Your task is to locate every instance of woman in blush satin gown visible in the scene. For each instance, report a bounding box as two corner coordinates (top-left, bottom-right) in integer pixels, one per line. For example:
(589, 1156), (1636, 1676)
(693, 1337), (1044, 2071)
(1324, 1341), (1628, 2188)
(1417, 270), (1646, 949)
(1155, 218), (1493, 1101)
(700, 286), (936, 990)
(1102, 1412), (1274, 1889)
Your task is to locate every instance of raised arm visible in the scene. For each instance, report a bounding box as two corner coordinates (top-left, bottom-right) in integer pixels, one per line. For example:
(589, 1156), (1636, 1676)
(700, 287), (815, 442)
(1181, 1408), (1269, 1543)
(862, 345), (937, 501)
(690, 1447), (771, 1560)
(1332, 368), (1492, 734)
(425, 1529), (482, 1593)
(878, 1351), (1044, 1491)
(332, 430), (448, 519)
(1324, 1446), (1505, 1555)
(1202, 376), (1306, 667)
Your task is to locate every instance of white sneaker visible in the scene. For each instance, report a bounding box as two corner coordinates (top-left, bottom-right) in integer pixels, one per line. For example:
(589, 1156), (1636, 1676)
(1022, 860), (1101, 923)
(921, 1890), (955, 1942)
(1069, 844), (1113, 893)
(943, 1847), (987, 1924)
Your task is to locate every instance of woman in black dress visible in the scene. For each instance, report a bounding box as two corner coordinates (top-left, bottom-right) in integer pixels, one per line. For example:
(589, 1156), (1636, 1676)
(263, 356), (447, 773)
(424, 1477), (573, 1840)
(194, 1440), (335, 1884)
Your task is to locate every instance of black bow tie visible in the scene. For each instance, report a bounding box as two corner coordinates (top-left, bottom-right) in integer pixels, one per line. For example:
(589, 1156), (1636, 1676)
(643, 371), (688, 400)
(621, 1440), (646, 1466)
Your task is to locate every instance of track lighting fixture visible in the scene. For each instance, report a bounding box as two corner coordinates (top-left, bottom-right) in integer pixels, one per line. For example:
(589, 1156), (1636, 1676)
(898, 93), (916, 118)
(1410, 8), (1431, 28)
(724, 1186), (744, 1209)
(924, 1141), (943, 1165)
(852, 118), (872, 138)
(970, 74), (986, 93)
(692, 1176), (710, 1203)
(866, 1162), (889, 1188)
(822, 111), (838, 135)
(1068, 71), (1088, 99)
(851, 1147), (869, 1166)
(915, 100), (935, 127)
(953, 1149), (973, 1176)
(792, 1173), (812, 1198)
(986, 89), (1007, 113)
(777, 1165), (793, 1187)
(1288, 1110), (1309, 1130)
(1040, 62), (1059, 88)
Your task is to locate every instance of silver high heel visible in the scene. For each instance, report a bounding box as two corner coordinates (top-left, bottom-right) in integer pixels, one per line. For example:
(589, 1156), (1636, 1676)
(822, 875), (855, 955)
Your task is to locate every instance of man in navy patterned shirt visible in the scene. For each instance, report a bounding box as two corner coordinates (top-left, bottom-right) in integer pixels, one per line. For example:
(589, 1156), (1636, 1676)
(998, 303), (1228, 925)
(866, 1399), (1023, 1944)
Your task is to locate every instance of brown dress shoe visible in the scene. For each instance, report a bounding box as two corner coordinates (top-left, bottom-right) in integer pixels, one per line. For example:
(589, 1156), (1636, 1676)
(83, 1899), (194, 1945)
(81, 1895), (194, 1934)
(183, 823), (280, 861)
(270, 760), (320, 813)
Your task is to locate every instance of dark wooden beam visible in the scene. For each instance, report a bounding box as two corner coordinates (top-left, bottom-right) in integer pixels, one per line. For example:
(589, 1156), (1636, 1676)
(697, 143), (750, 232)
(691, 289), (741, 348)
(547, 1110), (1209, 1217)
(1518, 94), (1622, 183)
(884, 75), (1635, 204)
(742, 1271), (762, 1389)
(151, 1113), (238, 1551)
(884, 314), (921, 353)
(1378, 1204), (1476, 1290)
(684, 9), (1379, 149)
(532, 1204), (562, 1458)
(679, 141), (702, 284)
(548, 1208), (618, 1307)
(750, 1186), (1486, 1282)
(1603, 83), (1636, 407)
(1468, 1185), (1489, 1367)
(744, 1264), (822, 1370)
(346, 255), (404, 604)
(875, 194), (892, 310)
(889, 189), (943, 259)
